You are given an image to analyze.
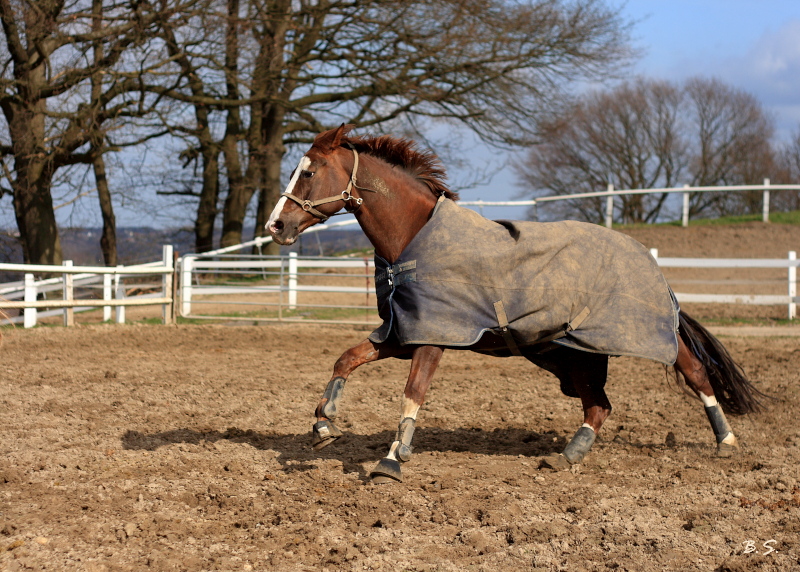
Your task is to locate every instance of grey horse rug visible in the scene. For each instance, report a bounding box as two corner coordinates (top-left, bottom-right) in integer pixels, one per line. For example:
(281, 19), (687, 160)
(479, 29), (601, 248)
(369, 198), (679, 365)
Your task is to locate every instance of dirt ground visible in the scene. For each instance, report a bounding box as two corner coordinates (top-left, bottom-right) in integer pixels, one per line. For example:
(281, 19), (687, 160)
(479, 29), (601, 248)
(1, 220), (800, 571)
(0, 322), (798, 572)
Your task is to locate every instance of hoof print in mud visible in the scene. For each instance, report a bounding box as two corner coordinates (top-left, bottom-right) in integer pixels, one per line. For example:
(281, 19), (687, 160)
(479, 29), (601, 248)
(370, 458), (403, 484)
(311, 420), (342, 450)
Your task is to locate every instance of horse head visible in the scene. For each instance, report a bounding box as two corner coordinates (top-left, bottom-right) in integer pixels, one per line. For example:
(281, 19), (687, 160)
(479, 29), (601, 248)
(267, 124), (358, 245)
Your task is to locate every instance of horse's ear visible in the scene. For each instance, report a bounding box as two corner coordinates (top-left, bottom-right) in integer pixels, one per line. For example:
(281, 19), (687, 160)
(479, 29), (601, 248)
(314, 124), (354, 153)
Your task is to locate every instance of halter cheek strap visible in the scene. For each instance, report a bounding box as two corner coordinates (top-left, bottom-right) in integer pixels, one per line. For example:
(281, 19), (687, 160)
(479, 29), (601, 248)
(282, 146), (373, 222)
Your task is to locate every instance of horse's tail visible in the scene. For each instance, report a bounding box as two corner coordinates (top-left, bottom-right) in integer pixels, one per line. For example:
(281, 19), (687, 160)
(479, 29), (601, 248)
(677, 310), (767, 415)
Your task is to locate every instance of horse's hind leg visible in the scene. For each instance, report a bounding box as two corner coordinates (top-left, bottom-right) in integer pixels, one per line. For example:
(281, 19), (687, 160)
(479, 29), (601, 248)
(527, 347), (611, 470)
(312, 338), (409, 450)
(674, 336), (739, 457)
(370, 345), (444, 484)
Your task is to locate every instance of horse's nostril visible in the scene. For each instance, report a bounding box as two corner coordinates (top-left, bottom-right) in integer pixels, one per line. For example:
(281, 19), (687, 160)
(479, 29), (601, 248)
(270, 220), (284, 233)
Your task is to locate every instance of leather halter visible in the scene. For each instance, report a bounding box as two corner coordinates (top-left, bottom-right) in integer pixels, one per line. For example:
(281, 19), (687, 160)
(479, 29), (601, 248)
(281, 146), (374, 222)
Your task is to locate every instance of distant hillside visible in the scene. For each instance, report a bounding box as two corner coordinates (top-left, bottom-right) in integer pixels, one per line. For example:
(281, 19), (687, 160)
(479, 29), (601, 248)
(0, 226), (372, 269)
(618, 220), (800, 258)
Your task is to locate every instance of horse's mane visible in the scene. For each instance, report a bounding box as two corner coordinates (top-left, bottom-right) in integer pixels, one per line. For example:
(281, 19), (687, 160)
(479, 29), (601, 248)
(344, 134), (459, 201)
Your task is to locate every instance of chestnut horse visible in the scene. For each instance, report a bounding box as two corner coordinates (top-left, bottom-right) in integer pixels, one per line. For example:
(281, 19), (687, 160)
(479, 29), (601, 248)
(267, 125), (765, 484)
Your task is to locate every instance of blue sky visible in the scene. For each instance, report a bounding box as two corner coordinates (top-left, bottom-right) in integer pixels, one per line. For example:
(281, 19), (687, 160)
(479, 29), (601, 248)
(460, 0), (800, 220)
(625, 0), (800, 138)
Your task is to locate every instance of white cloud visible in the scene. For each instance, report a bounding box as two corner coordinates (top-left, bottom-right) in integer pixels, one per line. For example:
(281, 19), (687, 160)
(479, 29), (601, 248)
(718, 20), (800, 137)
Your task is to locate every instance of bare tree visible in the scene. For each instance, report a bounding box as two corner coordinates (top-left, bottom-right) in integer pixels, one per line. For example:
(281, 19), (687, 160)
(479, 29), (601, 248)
(684, 77), (775, 217)
(515, 78), (685, 223)
(773, 124), (800, 212)
(152, 0), (635, 251)
(516, 76), (776, 223)
(0, 0), (197, 265)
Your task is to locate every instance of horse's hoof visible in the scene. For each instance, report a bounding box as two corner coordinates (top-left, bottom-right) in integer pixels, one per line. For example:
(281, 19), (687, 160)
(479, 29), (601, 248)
(311, 420), (342, 450)
(715, 442), (739, 458)
(539, 453), (571, 471)
(369, 458), (403, 484)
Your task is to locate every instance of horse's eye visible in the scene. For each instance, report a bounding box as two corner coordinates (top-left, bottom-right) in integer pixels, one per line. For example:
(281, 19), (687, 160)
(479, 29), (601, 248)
(301, 170), (315, 179)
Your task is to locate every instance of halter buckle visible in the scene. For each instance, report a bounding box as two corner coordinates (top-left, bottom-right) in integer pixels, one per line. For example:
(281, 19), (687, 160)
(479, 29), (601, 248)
(342, 189), (363, 208)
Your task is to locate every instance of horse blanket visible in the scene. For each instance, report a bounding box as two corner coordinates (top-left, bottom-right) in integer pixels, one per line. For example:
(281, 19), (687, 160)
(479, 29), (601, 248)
(369, 198), (679, 364)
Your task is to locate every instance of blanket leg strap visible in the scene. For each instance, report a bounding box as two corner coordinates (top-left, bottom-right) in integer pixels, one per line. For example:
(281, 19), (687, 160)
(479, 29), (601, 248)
(493, 301), (522, 356)
(534, 306), (592, 346)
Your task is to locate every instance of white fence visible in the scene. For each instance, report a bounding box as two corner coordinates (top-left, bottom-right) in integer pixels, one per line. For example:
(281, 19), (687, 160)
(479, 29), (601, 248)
(179, 252), (377, 325)
(651, 249), (798, 320)
(177, 250), (800, 324)
(464, 180), (800, 228)
(3, 180), (800, 327)
(0, 246), (176, 328)
(3, 247), (798, 327)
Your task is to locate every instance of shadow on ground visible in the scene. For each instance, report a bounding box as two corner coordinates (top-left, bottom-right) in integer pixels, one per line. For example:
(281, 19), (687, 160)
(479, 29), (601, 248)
(121, 426), (569, 478)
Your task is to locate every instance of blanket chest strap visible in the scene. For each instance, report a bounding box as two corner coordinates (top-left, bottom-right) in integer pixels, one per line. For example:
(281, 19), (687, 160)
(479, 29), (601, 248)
(493, 301), (523, 356)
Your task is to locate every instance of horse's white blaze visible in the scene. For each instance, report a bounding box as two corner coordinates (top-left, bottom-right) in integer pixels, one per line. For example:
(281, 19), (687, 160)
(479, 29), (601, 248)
(266, 156), (311, 229)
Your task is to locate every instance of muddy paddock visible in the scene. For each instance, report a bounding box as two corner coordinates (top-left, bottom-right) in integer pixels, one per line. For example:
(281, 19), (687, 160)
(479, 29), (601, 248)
(0, 323), (798, 571)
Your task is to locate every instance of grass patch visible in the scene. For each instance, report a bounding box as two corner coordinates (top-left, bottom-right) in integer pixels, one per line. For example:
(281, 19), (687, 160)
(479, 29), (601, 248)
(615, 209), (800, 229)
(186, 305), (378, 324)
(684, 210), (800, 226)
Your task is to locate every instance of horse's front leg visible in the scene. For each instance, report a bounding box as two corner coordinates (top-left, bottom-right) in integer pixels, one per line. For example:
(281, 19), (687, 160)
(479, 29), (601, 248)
(312, 338), (409, 450)
(370, 345), (444, 484)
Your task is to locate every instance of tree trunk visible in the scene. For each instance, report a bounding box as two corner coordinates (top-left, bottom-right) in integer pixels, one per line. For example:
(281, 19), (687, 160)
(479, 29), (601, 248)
(253, 131), (285, 256)
(8, 103), (62, 265)
(91, 0), (116, 267)
(219, 136), (254, 249)
(12, 168), (62, 266)
(93, 152), (117, 266)
(195, 147), (220, 253)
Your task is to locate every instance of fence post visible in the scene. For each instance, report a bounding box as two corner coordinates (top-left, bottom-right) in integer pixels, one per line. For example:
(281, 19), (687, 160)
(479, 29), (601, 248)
(789, 250), (797, 320)
(605, 184), (614, 228)
(23, 273), (36, 328)
(763, 178), (770, 223)
(288, 252), (298, 310)
(181, 256), (194, 316)
(171, 251), (179, 324)
(162, 245), (174, 325)
(682, 185), (690, 227)
(650, 248), (658, 261)
(63, 260), (74, 327)
(103, 274), (112, 322)
(115, 266), (125, 324)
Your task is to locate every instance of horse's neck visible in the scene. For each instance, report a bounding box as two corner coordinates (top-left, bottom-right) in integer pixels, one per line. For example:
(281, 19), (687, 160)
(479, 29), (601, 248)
(354, 155), (437, 263)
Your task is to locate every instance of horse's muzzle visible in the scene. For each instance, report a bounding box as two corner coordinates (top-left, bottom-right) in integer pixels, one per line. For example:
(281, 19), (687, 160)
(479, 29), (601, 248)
(267, 219), (298, 245)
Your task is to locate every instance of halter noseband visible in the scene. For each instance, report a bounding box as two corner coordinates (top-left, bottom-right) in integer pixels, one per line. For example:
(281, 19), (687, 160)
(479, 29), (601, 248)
(281, 146), (374, 222)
